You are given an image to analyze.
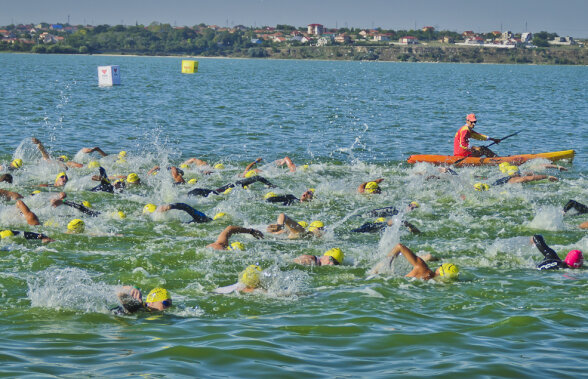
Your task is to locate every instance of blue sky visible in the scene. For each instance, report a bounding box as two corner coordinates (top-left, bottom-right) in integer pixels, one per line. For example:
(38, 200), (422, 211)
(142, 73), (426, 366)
(2, 0), (587, 37)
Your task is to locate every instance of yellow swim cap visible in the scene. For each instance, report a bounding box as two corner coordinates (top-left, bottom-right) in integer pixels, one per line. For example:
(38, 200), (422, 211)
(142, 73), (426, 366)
(118, 151), (127, 158)
(223, 187), (233, 195)
(365, 181), (379, 193)
(264, 192), (277, 199)
(228, 241), (245, 251)
(474, 182), (490, 191)
(117, 210), (126, 219)
(298, 221), (308, 229)
(143, 203), (157, 213)
(1, 230), (14, 239)
(67, 219), (85, 233)
(507, 166), (520, 176)
(11, 158), (23, 169)
(438, 263), (459, 279)
(31, 190), (41, 195)
(214, 163), (225, 169)
(309, 220), (324, 229)
(498, 162), (510, 173)
(55, 172), (68, 184)
(324, 247), (344, 264)
(180, 164), (189, 169)
(308, 188), (315, 193)
(213, 212), (227, 220)
(409, 201), (420, 209)
(82, 200), (92, 208)
(187, 178), (198, 184)
(58, 155), (69, 162)
(302, 164), (310, 170)
(87, 161), (100, 168)
(146, 287), (170, 303)
(375, 217), (386, 222)
(126, 173), (140, 183)
(239, 265), (262, 288)
(244, 170), (258, 178)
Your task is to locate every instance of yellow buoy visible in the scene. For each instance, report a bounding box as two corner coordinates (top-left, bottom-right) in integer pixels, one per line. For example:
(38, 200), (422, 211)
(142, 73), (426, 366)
(181, 60), (198, 74)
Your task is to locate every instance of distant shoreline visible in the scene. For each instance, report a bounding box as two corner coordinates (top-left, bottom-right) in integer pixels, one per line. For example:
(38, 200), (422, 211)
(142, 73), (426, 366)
(2, 45), (586, 66)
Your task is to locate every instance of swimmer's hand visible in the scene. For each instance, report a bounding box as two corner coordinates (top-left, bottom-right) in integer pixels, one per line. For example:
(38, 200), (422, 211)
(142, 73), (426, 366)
(31, 137), (41, 145)
(267, 224), (284, 233)
(249, 229), (264, 239)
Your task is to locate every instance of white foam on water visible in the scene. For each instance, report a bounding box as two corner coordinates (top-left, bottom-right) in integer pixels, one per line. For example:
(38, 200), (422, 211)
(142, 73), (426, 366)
(526, 206), (564, 231)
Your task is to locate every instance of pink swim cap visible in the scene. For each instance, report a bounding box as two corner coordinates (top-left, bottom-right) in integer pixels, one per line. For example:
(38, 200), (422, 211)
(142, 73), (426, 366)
(564, 250), (583, 268)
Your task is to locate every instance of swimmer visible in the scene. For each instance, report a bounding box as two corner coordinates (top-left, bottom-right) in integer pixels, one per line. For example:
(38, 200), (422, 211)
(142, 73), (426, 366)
(358, 178), (384, 194)
(267, 213), (324, 239)
(1, 229), (54, 244)
(294, 247), (344, 266)
(241, 157), (263, 177)
(351, 219), (421, 234)
(31, 137), (84, 168)
(188, 175), (276, 197)
(366, 202), (420, 218)
(50, 192), (101, 217)
(492, 164), (558, 186)
(213, 265), (264, 294)
(0, 189), (23, 201)
(113, 286), (172, 314)
(264, 189), (314, 205)
(533, 234), (584, 270)
(143, 202), (212, 223)
(274, 156), (297, 172)
(89, 167), (114, 193)
(207, 225), (264, 250)
(0, 174), (13, 183)
(370, 243), (457, 280)
(39, 172), (69, 188)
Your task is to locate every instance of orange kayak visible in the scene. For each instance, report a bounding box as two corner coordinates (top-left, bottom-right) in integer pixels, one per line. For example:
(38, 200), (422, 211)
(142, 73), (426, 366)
(407, 150), (575, 166)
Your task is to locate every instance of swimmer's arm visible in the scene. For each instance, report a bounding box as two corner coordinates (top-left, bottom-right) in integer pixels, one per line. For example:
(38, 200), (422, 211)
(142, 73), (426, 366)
(170, 167), (185, 184)
(182, 158), (208, 166)
(242, 158), (262, 176)
(402, 221), (421, 234)
(293, 255), (317, 265)
(23, 231), (54, 243)
(275, 156), (296, 172)
(147, 166), (160, 176)
(50, 192), (67, 207)
(207, 225), (264, 250)
(118, 286), (143, 302)
(387, 243), (420, 267)
(81, 147), (108, 157)
(31, 137), (51, 160)
(16, 200), (40, 226)
(162, 203), (211, 222)
(0, 189), (23, 200)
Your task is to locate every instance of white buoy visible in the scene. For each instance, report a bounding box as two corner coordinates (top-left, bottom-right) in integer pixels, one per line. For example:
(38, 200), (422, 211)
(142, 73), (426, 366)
(97, 65), (121, 86)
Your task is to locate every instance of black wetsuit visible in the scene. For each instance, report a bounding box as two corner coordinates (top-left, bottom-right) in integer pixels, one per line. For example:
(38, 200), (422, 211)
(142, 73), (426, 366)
(90, 167), (114, 193)
(564, 200), (588, 215)
(63, 200), (101, 217)
(10, 230), (50, 241)
(188, 176), (275, 197)
(266, 194), (299, 206)
(352, 222), (388, 233)
(168, 203), (211, 223)
(493, 176), (511, 186)
(0, 173), (13, 183)
(534, 234), (566, 270)
(366, 207), (399, 218)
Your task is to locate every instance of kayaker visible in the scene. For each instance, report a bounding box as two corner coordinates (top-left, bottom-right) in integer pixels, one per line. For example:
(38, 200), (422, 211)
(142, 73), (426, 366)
(454, 114), (500, 157)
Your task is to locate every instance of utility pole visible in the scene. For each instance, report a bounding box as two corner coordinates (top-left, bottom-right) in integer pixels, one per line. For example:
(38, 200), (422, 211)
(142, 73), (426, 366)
(67, 14), (70, 25)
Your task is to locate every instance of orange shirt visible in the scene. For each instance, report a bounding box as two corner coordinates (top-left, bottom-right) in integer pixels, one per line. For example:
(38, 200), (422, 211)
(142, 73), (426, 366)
(453, 125), (488, 156)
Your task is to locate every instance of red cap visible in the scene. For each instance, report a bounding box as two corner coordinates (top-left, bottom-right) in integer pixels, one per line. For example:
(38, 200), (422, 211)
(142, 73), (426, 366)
(466, 113), (477, 122)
